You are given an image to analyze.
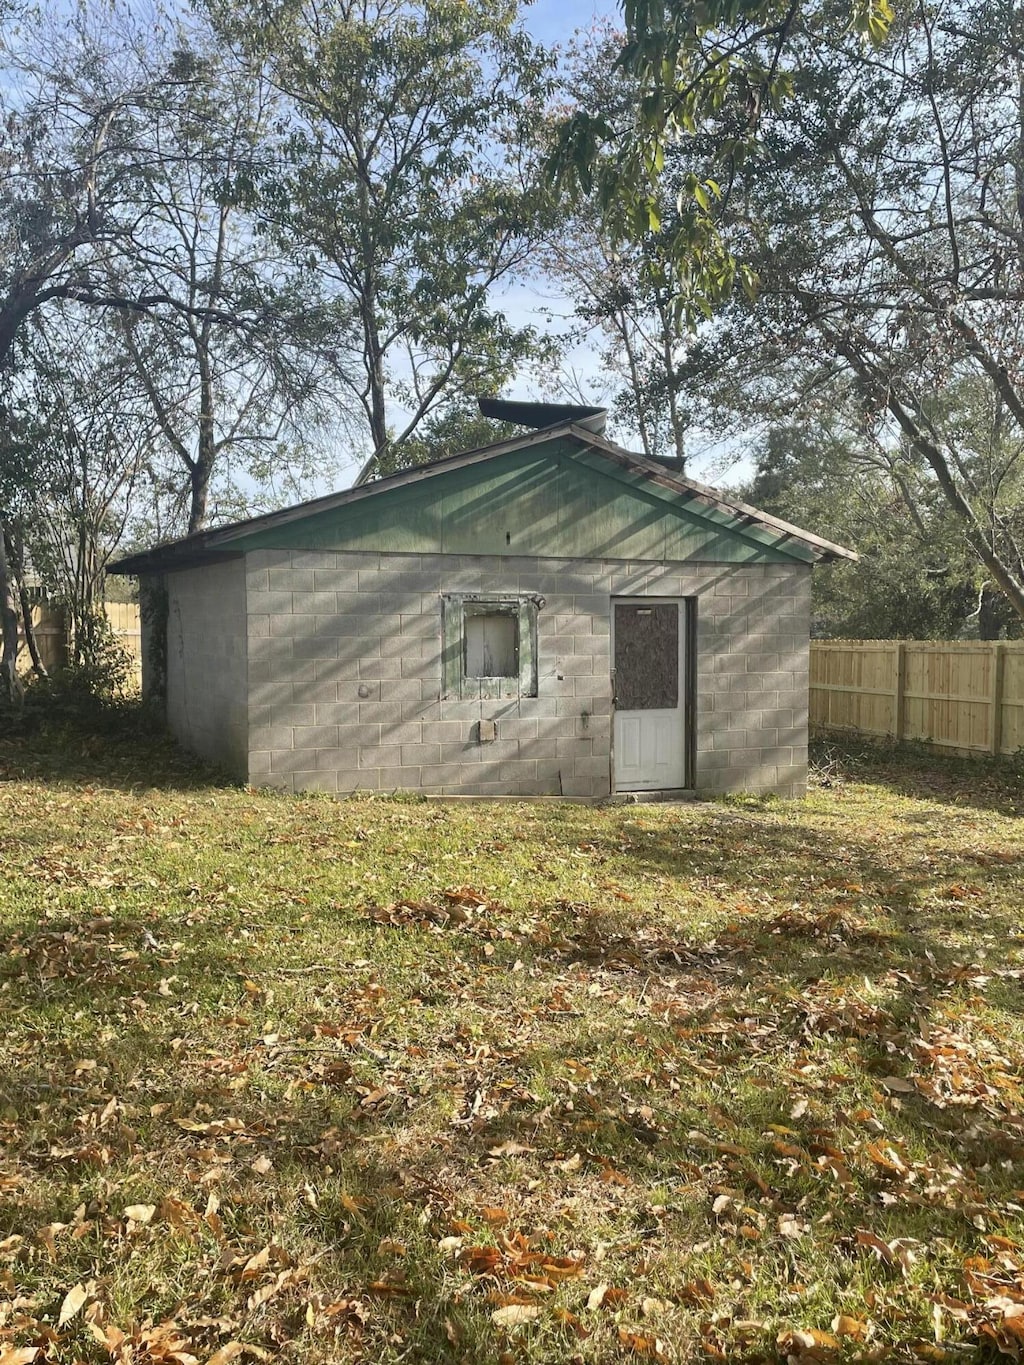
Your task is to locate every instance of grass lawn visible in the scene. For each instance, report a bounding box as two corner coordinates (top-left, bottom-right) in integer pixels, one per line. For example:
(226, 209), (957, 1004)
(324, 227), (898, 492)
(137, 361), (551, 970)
(1, 725), (1023, 1365)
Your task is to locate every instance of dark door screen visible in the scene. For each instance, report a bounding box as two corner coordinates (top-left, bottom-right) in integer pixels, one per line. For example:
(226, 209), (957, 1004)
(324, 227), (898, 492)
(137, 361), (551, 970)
(614, 604), (679, 710)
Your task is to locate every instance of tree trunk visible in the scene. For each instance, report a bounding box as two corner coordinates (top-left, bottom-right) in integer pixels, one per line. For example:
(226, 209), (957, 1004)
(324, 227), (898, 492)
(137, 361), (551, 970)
(188, 339), (217, 533)
(18, 584), (46, 675)
(364, 297), (389, 462)
(4, 523), (46, 677)
(978, 587), (1008, 641)
(0, 515), (24, 704)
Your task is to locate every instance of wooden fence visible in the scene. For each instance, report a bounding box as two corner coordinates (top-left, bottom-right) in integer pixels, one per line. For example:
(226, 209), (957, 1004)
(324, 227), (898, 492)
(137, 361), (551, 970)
(17, 601), (142, 678)
(810, 639), (1024, 756)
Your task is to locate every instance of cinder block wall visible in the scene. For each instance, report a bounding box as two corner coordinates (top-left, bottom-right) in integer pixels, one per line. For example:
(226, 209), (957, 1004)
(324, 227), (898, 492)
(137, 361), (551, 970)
(165, 559), (249, 778)
(244, 550), (810, 798)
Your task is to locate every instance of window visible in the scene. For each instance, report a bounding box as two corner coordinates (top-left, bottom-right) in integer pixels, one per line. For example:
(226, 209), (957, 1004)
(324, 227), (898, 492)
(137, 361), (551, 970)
(465, 610), (517, 678)
(442, 594), (540, 699)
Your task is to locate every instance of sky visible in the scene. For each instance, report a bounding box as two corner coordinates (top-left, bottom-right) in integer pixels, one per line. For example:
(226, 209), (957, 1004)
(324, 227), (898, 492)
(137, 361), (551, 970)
(522, 0), (616, 46)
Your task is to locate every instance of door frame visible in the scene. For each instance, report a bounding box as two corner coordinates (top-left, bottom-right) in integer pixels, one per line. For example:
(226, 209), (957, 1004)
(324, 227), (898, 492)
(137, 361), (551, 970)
(610, 596), (697, 793)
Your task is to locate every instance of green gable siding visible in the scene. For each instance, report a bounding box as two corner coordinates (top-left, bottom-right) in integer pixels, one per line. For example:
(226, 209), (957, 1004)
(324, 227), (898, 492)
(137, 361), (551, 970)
(235, 440), (814, 564)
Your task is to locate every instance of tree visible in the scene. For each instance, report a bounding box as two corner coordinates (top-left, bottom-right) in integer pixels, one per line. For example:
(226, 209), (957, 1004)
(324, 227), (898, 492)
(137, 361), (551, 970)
(0, 401), (41, 701)
(541, 25), (693, 467)
(552, 0), (893, 320)
(110, 37), (345, 533)
(741, 420), (1021, 639)
(211, 0), (556, 480)
(0, 6), (349, 688)
(0, 7), (340, 548)
(560, 0), (1024, 626)
(19, 310), (157, 664)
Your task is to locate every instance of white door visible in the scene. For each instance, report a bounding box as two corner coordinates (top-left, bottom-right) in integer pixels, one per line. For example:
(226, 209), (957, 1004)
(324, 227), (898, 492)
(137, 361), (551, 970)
(612, 599), (688, 791)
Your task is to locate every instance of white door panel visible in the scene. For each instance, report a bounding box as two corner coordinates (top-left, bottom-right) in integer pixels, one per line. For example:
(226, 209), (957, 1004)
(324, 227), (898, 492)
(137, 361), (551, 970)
(612, 600), (688, 791)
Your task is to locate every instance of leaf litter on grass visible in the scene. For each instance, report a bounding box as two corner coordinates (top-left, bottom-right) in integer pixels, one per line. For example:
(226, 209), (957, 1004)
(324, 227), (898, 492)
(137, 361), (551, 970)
(0, 731), (1023, 1362)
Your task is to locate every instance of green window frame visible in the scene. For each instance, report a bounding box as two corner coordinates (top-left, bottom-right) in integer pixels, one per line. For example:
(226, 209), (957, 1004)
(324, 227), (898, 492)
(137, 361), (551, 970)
(441, 593), (540, 699)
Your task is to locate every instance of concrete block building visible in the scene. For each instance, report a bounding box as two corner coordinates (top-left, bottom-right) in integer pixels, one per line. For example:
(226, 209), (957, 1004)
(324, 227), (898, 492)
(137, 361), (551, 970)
(112, 405), (855, 799)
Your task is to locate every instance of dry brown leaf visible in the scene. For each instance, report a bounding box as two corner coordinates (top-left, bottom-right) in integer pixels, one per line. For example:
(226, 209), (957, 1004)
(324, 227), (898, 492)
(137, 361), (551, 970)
(777, 1327), (840, 1360)
(678, 1278), (716, 1305)
(461, 1245), (504, 1274)
(487, 1141), (534, 1158)
(239, 1246), (271, 1281)
(0, 1349), (40, 1365)
(880, 1076), (916, 1094)
(205, 1344), (245, 1365)
(831, 1315), (869, 1339)
(57, 1281), (89, 1328)
(553, 1306), (590, 1339)
(865, 1142), (909, 1176)
(616, 1326), (668, 1359)
(124, 1204), (156, 1224)
(588, 1283), (610, 1311)
(491, 1304), (541, 1327)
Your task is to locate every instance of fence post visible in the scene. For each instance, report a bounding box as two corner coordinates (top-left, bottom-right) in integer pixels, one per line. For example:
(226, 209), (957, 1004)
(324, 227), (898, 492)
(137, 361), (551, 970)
(990, 641), (1006, 755)
(893, 641), (907, 740)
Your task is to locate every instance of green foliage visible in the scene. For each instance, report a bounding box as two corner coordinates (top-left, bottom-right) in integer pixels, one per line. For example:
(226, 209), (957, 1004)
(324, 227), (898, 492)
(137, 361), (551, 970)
(740, 421), (1022, 639)
(540, 25), (693, 465)
(550, 0), (891, 325)
(1, 641), (140, 741)
(562, 0), (1024, 624)
(65, 610), (136, 696)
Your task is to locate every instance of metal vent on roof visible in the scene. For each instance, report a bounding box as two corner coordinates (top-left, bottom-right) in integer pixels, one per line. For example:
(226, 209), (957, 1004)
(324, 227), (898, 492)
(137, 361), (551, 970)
(477, 397), (607, 435)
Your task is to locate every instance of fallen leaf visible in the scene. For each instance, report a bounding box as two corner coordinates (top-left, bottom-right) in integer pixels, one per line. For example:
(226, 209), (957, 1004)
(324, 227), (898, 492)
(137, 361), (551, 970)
(57, 1282), (89, 1327)
(617, 1327), (668, 1359)
(832, 1315), (869, 1339)
(491, 1304), (541, 1327)
(777, 1327), (840, 1358)
(487, 1140), (534, 1158)
(124, 1204), (156, 1224)
(553, 1306), (590, 1339)
(588, 1282), (610, 1311)
(206, 1345), (245, 1365)
(678, 1278), (716, 1305)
